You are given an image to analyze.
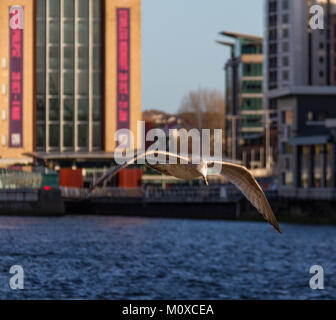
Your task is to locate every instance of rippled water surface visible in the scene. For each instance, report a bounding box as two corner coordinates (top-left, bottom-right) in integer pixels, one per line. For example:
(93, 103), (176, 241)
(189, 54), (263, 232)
(0, 216), (335, 299)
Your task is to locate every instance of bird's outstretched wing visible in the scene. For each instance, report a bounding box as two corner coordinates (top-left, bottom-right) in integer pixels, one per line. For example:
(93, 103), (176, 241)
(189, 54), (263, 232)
(88, 150), (190, 195)
(212, 161), (281, 234)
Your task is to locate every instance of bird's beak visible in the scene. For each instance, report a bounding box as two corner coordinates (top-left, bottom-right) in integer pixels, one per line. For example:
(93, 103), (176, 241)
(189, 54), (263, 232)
(203, 175), (209, 186)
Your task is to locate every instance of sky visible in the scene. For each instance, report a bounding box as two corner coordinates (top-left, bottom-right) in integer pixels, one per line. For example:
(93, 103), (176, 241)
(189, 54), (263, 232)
(142, 0), (264, 114)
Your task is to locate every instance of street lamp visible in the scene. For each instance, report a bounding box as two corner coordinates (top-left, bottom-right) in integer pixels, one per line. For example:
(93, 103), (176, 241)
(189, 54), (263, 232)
(262, 109), (277, 171)
(226, 114), (242, 162)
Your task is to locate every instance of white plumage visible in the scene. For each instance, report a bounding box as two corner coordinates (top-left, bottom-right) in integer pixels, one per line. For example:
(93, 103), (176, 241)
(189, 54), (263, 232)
(89, 150), (282, 234)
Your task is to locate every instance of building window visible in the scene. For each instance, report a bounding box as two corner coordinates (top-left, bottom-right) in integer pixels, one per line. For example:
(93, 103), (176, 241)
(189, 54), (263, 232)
(282, 14), (289, 24)
(36, 0), (103, 151)
(282, 56), (289, 66)
(282, 0), (289, 10)
(281, 142), (292, 155)
(78, 46), (89, 69)
(78, 0), (89, 19)
(64, 99), (74, 121)
(64, 72), (74, 95)
(49, 20), (60, 44)
(63, 21), (74, 44)
(269, 70), (277, 83)
(63, 125), (74, 148)
(314, 145), (322, 188)
(93, 124), (102, 148)
(37, 99), (45, 122)
(49, 72), (59, 95)
(37, 72), (46, 95)
(49, 0), (60, 18)
(49, 124), (60, 148)
(301, 146), (310, 188)
(282, 172), (293, 186)
(282, 42), (288, 52)
(63, 0), (74, 18)
(49, 46), (59, 70)
(63, 47), (74, 69)
(37, 0), (46, 19)
(78, 99), (89, 121)
(307, 110), (328, 122)
(242, 81), (262, 93)
(269, 57), (277, 69)
(269, 43), (277, 55)
(282, 70), (289, 81)
(242, 115), (262, 128)
(242, 98), (263, 110)
(78, 124), (89, 148)
(37, 124), (46, 148)
(281, 110), (293, 125)
(49, 98), (60, 121)
(268, 1), (277, 13)
(243, 63), (262, 77)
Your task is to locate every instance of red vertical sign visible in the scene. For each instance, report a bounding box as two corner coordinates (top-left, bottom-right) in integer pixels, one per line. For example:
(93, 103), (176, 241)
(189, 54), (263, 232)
(9, 6), (24, 148)
(116, 8), (130, 145)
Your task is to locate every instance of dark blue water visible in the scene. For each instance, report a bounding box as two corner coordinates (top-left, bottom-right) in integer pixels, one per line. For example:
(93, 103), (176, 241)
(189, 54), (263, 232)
(0, 216), (335, 299)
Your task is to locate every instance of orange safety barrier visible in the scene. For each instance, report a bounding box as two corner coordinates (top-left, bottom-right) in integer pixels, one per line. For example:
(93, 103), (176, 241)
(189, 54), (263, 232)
(59, 169), (83, 188)
(118, 169), (142, 188)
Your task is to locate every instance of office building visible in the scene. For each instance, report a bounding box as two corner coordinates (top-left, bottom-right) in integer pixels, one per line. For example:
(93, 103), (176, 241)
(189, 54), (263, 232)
(264, 0), (336, 195)
(275, 87), (336, 198)
(217, 32), (268, 168)
(264, 0), (336, 111)
(0, 0), (142, 167)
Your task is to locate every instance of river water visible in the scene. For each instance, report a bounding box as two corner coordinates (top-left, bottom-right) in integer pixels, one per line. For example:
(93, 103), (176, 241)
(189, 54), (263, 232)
(0, 216), (335, 299)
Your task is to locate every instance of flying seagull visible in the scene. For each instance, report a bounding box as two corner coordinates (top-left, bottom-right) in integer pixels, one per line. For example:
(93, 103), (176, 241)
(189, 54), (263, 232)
(88, 150), (281, 234)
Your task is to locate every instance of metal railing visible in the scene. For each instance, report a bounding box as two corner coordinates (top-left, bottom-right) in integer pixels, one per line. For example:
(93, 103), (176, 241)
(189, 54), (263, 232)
(0, 169), (42, 189)
(60, 187), (143, 199)
(62, 185), (245, 203)
(144, 185), (242, 203)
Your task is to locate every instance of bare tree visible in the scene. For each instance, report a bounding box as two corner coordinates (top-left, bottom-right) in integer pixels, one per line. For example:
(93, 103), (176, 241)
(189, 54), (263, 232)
(178, 88), (226, 154)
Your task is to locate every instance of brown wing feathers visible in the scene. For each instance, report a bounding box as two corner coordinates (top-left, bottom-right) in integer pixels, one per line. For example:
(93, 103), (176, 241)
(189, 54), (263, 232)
(217, 162), (282, 234)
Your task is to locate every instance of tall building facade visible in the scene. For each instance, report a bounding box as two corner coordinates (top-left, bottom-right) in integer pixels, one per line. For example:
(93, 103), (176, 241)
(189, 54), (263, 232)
(218, 32), (266, 168)
(0, 0), (142, 166)
(264, 0), (336, 195)
(264, 0), (336, 109)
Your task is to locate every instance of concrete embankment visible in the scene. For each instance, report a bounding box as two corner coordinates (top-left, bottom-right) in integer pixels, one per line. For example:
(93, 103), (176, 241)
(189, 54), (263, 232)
(238, 197), (336, 225)
(64, 197), (238, 220)
(0, 189), (64, 216)
(64, 196), (336, 225)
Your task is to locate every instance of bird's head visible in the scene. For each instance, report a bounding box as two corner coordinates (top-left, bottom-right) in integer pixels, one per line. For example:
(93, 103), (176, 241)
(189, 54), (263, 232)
(198, 161), (208, 186)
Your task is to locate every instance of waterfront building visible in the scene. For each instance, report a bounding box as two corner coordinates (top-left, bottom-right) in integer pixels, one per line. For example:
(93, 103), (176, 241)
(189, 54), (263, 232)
(264, 0), (336, 194)
(0, 0), (142, 168)
(264, 0), (336, 114)
(273, 86), (336, 198)
(217, 32), (267, 169)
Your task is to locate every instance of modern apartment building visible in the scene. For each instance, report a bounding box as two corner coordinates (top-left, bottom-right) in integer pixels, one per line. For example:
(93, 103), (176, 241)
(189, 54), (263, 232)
(218, 32), (266, 168)
(0, 0), (142, 167)
(275, 87), (336, 199)
(264, 0), (336, 195)
(264, 0), (336, 110)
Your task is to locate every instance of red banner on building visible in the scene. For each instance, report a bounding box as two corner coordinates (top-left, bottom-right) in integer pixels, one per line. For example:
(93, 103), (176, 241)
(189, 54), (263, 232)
(9, 6), (24, 148)
(116, 8), (130, 144)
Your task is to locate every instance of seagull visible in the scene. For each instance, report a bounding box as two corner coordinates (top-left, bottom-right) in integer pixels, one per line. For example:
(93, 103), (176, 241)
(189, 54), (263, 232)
(88, 150), (282, 234)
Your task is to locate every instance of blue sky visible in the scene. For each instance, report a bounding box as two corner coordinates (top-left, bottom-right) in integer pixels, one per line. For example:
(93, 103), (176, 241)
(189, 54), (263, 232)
(142, 0), (264, 114)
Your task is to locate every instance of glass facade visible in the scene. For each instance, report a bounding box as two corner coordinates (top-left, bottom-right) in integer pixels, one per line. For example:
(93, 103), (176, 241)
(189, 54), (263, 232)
(36, 0), (103, 152)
